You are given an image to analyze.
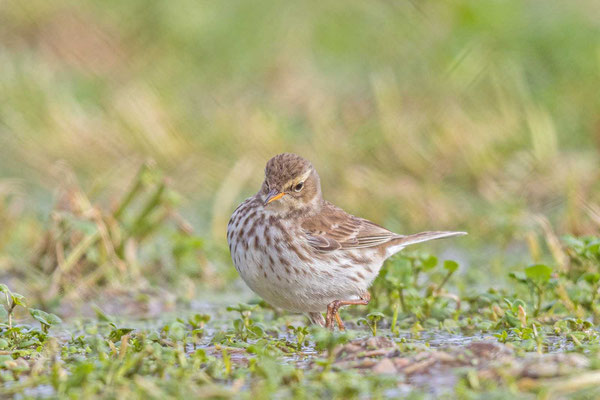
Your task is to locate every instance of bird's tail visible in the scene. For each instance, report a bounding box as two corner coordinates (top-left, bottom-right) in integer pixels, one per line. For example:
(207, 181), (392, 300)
(396, 231), (467, 246)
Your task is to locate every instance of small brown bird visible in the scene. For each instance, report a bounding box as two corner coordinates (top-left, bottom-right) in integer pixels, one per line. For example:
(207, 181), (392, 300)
(227, 153), (466, 329)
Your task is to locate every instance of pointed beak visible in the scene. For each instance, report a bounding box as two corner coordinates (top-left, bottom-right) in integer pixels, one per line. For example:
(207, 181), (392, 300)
(264, 189), (285, 205)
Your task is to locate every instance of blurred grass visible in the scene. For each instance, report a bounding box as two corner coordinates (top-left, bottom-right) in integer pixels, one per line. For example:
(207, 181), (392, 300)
(1, 0), (600, 301)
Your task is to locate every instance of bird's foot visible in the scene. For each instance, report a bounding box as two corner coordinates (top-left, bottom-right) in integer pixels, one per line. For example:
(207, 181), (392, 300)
(325, 292), (371, 331)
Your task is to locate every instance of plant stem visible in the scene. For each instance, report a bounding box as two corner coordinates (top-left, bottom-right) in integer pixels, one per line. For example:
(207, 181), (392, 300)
(591, 285), (599, 323)
(398, 287), (406, 313)
(4, 293), (11, 330)
(535, 286), (542, 317)
(436, 270), (454, 293)
(391, 301), (399, 335)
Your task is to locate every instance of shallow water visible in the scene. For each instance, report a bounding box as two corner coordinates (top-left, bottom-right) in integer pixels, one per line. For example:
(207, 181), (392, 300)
(29, 293), (599, 400)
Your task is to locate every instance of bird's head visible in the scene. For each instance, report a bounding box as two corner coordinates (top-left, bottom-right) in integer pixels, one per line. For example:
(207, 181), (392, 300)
(260, 153), (322, 212)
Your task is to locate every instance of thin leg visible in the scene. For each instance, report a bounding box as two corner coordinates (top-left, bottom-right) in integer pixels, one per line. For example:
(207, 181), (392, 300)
(335, 313), (345, 331)
(325, 292), (371, 330)
(325, 301), (339, 329)
(308, 312), (325, 327)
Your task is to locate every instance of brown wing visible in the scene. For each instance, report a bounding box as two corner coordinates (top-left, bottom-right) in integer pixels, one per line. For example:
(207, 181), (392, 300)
(301, 201), (400, 252)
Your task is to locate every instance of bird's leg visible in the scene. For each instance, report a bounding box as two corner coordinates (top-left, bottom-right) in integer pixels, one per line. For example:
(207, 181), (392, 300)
(308, 312), (325, 327)
(325, 301), (340, 329)
(335, 313), (345, 331)
(325, 292), (371, 330)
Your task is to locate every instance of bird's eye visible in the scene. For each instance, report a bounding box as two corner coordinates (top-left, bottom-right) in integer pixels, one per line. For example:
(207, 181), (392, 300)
(294, 182), (304, 192)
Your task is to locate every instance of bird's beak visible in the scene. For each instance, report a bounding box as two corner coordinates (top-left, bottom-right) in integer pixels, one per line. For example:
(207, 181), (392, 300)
(264, 189), (285, 205)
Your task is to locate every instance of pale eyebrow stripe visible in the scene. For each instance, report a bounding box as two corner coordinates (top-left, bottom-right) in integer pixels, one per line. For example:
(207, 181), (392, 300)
(298, 169), (312, 182)
(284, 169), (311, 190)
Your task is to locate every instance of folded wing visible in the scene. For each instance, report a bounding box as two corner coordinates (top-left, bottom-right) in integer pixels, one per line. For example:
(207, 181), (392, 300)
(301, 201), (467, 253)
(301, 202), (399, 252)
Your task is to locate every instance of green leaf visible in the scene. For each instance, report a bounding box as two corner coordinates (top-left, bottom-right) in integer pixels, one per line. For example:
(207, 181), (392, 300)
(233, 319), (244, 332)
(443, 260), (459, 273)
(508, 272), (528, 284)
(385, 257), (412, 287)
(504, 311), (521, 327)
(310, 326), (349, 351)
(249, 325), (264, 338)
(18, 339), (39, 349)
(0, 284), (10, 296)
(30, 309), (62, 327)
(562, 236), (584, 252)
(108, 328), (134, 342)
(525, 264), (552, 285)
(226, 303), (257, 313)
(10, 293), (26, 307)
(46, 313), (62, 325)
(513, 298), (527, 311)
(422, 255), (438, 270)
(0, 306), (7, 322)
(367, 312), (385, 321)
(93, 306), (114, 323)
(581, 272), (600, 285)
(188, 313), (210, 328)
(587, 242), (600, 257)
(167, 321), (186, 342)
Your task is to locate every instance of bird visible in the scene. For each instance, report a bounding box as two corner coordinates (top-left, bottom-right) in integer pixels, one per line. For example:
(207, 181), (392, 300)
(226, 153), (466, 330)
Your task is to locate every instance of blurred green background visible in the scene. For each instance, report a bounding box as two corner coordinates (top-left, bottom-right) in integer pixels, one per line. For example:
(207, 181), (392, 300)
(1, 0), (599, 310)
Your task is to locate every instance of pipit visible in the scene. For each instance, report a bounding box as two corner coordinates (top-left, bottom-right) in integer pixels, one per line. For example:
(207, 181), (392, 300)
(227, 153), (466, 329)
